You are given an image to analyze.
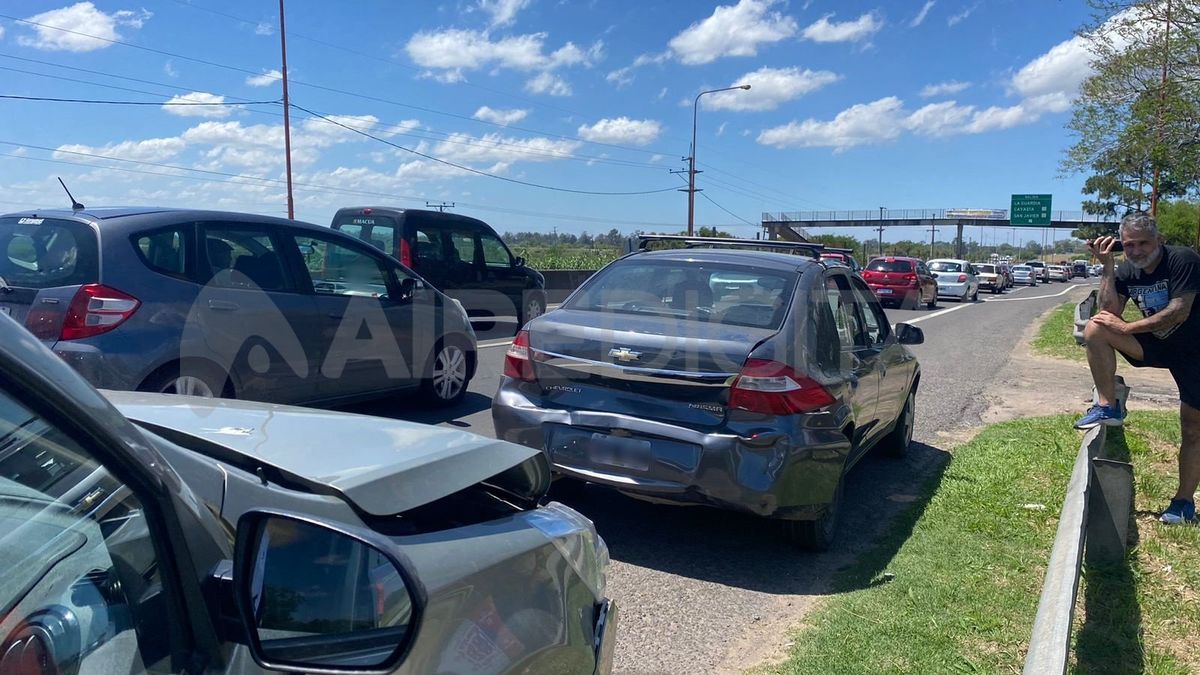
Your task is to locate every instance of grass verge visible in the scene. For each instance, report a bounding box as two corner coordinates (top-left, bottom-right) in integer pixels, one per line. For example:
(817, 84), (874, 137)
(759, 412), (1199, 675)
(1033, 301), (1144, 363)
(1032, 302), (1085, 362)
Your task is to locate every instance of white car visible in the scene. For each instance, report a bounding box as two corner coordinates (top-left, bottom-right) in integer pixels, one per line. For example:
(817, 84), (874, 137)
(1048, 265), (1070, 282)
(928, 258), (981, 302)
(1011, 264), (1039, 286)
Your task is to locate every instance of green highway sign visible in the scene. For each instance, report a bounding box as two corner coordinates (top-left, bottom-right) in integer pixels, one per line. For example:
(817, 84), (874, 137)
(1010, 194), (1052, 226)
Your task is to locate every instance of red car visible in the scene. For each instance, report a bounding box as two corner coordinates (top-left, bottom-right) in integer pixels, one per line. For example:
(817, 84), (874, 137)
(863, 257), (938, 309)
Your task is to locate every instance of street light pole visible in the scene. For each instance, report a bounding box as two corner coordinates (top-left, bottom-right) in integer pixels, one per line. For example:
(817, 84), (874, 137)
(877, 206), (886, 256)
(688, 84), (751, 236)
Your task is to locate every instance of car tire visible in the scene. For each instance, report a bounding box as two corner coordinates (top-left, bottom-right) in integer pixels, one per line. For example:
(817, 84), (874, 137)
(519, 294), (547, 327)
(879, 389), (915, 458)
(141, 361), (232, 399)
(971, 289), (979, 302)
(991, 287), (1000, 294)
(925, 293), (937, 309)
(420, 339), (472, 407)
(784, 476), (843, 552)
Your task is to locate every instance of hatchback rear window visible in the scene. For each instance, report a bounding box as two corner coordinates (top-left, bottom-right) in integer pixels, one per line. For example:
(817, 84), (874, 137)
(976, 264), (996, 273)
(1012, 266), (1031, 272)
(0, 217), (98, 289)
(332, 215), (399, 254)
(929, 261), (963, 272)
(566, 260), (796, 329)
(866, 259), (913, 273)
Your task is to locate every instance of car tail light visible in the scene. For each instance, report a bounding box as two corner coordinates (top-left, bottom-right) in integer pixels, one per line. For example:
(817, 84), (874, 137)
(504, 329), (536, 382)
(957, 274), (967, 282)
(59, 284), (140, 341)
(399, 238), (413, 267)
(903, 273), (918, 286)
(729, 359), (835, 415)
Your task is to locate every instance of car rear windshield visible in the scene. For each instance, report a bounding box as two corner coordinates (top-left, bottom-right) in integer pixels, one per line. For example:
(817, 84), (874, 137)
(977, 264), (996, 273)
(1012, 265), (1031, 272)
(0, 217), (99, 289)
(331, 214), (399, 254)
(866, 259), (912, 273)
(929, 261), (963, 272)
(565, 260), (796, 329)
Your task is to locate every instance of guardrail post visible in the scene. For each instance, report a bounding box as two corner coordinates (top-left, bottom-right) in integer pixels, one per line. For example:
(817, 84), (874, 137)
(1085, 458), (1134, 565)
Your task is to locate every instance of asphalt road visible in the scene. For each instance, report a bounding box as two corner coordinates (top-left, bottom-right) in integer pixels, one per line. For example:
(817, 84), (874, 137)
(348, 277), (1099, 674)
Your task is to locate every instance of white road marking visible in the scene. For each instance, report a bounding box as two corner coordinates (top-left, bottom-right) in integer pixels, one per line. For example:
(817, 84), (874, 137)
(984, 283), (1093, 302)
(901, 302), (975, 324)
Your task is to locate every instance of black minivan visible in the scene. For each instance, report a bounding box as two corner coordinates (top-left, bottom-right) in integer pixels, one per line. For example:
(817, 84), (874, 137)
(331, 207), (547, 327)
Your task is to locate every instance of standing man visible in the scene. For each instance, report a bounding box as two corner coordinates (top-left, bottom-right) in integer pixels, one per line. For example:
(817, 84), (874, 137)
(1075, 211), (1200, 524)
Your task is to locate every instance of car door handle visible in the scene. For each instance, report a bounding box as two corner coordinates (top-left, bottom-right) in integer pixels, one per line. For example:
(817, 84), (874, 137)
(207, 300), (239, 312)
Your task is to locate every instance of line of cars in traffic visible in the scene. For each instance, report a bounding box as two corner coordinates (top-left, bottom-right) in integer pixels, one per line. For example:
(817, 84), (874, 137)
(0, 205), (613, 675)
(0, 204), (931, 674)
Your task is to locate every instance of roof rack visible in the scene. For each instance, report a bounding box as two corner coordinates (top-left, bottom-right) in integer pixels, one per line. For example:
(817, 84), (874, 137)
(630, 234), (824, 259)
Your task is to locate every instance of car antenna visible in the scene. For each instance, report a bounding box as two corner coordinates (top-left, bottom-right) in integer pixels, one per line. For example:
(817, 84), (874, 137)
(57, 177), (85, 211)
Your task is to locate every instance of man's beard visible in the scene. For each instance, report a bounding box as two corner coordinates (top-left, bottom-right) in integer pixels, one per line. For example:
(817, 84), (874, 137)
(1129, 245), (1163, 270)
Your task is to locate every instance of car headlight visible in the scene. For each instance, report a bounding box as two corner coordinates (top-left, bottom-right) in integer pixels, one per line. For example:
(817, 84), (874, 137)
(528, 501), (609, 600)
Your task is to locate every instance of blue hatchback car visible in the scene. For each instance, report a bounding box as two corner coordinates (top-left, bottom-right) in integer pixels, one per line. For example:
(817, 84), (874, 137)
(0, 207), (477, 406)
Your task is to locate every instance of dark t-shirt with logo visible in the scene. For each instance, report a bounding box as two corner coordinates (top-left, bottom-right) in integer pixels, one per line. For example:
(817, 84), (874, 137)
(1115, 244), (1200, 340)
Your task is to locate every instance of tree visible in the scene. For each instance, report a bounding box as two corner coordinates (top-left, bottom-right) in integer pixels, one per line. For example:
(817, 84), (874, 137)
(1064, 1), (1200, 223)
(1157, 199), (1200, 245)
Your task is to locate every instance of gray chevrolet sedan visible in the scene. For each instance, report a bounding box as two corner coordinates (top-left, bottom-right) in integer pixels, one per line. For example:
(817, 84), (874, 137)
(492, 239), (923, 550)
(0, 312), (614, 674)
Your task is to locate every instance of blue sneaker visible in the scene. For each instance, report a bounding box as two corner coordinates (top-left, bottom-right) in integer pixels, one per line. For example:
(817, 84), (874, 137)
(1074, 404), (1124, 429)
(1160, 498), (1196, 524)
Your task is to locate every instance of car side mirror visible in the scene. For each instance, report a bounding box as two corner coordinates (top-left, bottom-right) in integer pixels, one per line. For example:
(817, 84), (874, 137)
(513, 255), (526, 267)
(232, 511), (424, 674)
(895, 323), (924, 345)
(396, 277), (424, 301)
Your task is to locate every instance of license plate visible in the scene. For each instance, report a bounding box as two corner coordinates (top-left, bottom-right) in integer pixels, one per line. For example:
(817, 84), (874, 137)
(938, 286), (949, 292)
(0, 307), (9, 317)
(876, 288), (893, 295)
(588, 432), (651, 471)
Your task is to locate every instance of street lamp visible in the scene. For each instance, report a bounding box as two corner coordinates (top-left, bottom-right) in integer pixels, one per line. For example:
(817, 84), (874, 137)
(688, 84), (751, 235)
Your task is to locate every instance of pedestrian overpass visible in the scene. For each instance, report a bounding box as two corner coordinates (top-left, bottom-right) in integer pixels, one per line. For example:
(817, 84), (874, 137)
(762, 209), (1118, 258)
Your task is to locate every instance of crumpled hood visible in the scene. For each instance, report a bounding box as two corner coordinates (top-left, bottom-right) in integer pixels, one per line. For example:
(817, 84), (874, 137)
(104, 391), (542, 516)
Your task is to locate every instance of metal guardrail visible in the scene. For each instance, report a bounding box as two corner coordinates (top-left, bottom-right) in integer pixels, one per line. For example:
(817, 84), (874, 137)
(1074, 289), (1098, 345)
(1023, 379), (1133, 675)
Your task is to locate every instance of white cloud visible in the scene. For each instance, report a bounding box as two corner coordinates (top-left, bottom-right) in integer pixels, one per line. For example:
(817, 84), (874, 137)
(163, 60), (178, 78)
(920, 80), (971, 97)
(703, 66), (840, 112)
(405, 28), (601, 82)
(658, 87), (668, 100)
(55, 137), (186, 164)
(758, 97), (905, 151)
(0, 25), (6, 39)
(649, 154), (665, 163)
(606, 67), (634, 87)
(479, 0), (531, 28)
(473, 106), (530, 125)
(163, 92), (232, 118)
(577, 117), (663, 146)
(668, 0), (797, 65)
(1009, 34), (1093, 100)
(255, 22), (273, 36)
(904, 101), (975, 136)
(947, 4), (977, 27)
(525, 72), (571, 96)
(19, 2), (151, 52)
(431, 132), (582, 168)
(801, 11), (883, 43)
(245, 69), (283, 87)
(717, 122), (728, 137)
(910, 1), (935, 27)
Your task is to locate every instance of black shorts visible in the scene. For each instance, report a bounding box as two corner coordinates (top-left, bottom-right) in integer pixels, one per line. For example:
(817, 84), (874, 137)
(1120, 332), (1200, 409)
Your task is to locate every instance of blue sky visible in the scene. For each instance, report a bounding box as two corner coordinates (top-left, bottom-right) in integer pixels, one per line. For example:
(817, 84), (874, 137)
(0, 0), (1102, 243)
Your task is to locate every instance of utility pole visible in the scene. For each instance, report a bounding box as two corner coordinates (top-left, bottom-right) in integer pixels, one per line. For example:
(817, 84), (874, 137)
(927, 225), (940, 259)
(278, 0), (295, 219)
(425, 202), (454, 212)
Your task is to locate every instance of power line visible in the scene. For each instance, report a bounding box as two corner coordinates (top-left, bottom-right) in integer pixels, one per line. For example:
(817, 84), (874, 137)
(1, 55), (667, 171)
(293, 104), (679, 196)
(0, 17), (673, 159)
(671, 172), (756, 227)
(0, 147), (683, 228)
(0, 94), (279, 107)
